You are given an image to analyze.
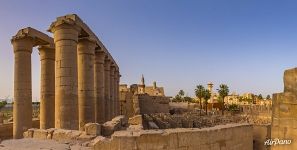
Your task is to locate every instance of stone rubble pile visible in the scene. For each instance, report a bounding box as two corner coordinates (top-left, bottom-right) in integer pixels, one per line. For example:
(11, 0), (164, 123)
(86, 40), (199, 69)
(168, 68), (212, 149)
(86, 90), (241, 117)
(142, 110), (271, 129)
(22, 115), (128, 147)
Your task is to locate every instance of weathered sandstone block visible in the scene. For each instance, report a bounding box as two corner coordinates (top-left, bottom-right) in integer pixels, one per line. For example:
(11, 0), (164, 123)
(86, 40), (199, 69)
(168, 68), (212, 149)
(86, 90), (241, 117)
(284, 68), (297, 93)
(128, 115), (143, 125)
(102, 117), (123, 136)
(112, 115), (128, 127)
(33, 129), (48, 139)
(77, 133), (97, 142)
(84, 123), (101, 136)
(52, 129), (83, 142)
(23, 128), (35, 138)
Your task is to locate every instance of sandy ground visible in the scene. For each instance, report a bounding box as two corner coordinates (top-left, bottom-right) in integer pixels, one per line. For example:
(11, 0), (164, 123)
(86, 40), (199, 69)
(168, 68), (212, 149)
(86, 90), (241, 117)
(0, 138), (91, 150)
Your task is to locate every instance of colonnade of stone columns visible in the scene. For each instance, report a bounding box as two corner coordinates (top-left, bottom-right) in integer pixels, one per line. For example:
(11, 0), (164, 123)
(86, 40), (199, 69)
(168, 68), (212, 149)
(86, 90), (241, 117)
(12, 15), (121, 138)
(48, 15), (121, 130)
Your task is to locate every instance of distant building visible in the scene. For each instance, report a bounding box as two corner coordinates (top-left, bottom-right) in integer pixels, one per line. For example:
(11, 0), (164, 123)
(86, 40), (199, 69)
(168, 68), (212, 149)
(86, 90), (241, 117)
(120, 75), (165, 96)
(225, 92), (240, 105)
(119, 75), (169, 117)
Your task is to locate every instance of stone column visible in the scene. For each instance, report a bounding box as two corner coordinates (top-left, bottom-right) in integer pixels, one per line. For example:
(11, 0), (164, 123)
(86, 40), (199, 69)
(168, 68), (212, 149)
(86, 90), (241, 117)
(104, 59), (111, 121)
(115, 71), (120, 115)
(94, 51), (105, 123)
(11, 36), (34, 139)
(49, 22), (80, 130)
(38, 45), (55, 129)
(110, 66), (115, 118)
(113, 70), (117, 117)
(77, 37), (96, 129)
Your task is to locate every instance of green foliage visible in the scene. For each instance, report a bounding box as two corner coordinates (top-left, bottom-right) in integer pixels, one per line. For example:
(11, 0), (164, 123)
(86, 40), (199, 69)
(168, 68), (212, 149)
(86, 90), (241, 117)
(172, 89), (194, 102)
(258, 94), (263, 100)
(184, 96), (193, 102)
(217, 84), (229, 99)
(204, 89), (211, 104)
(0, 101), (7, 110)
(195, 85), (205, 100)
(172, 90), (192, 102)
(203, 89), (211, 114)
(178, 90), (185, 97)
(172, 94), (182, 102)
(217, 84), (229, 115)
(195, 85), (210, 115)
(266, 95), (271, 100)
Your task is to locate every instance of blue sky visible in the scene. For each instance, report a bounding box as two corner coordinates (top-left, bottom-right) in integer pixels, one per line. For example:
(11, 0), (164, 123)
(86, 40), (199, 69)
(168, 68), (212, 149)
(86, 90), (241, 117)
(1, 0), (297, 100)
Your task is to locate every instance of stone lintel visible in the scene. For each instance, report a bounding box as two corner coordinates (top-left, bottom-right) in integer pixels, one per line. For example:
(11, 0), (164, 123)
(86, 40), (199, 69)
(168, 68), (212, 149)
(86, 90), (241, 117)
(12, 27), (54, 47)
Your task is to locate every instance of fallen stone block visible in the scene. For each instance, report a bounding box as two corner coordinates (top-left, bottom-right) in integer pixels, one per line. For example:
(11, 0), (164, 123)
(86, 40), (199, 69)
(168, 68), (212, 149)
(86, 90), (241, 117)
(112, 115), (128, 126)
(128, 115), (143, 125)
(52, 129), (83, 142)
(77, 133), (97, 142)
(23, 128), (35, 138)
(102, 120), (122, 136)
(33, 129), (48, 139)
(84, 123), (101, 136)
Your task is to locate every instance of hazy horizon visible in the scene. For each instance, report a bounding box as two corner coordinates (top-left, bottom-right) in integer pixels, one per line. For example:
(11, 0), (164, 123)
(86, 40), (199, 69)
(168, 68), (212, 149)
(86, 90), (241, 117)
(1, 0), (297, 100)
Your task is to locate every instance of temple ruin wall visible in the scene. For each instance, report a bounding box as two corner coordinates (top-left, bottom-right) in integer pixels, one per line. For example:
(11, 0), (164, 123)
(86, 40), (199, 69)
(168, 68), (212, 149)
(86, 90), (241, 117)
(93, 123), (253, 150)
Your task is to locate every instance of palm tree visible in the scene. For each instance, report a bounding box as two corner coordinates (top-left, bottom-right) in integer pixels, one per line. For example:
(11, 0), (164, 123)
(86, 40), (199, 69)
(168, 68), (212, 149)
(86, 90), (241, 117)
(178, 90), (185, 97)
(204, 89), (211, 115)
(217, 84), (229, 115)
(195, 85), (205, 115)
(178, 90), (185, 102)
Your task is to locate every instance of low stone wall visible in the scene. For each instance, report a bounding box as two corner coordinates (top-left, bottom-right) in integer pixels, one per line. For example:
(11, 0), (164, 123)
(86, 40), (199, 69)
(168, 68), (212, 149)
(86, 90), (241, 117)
(92, 123), (253, 150)
(134, 94), (170, 115)
(0, 119), (40, 140)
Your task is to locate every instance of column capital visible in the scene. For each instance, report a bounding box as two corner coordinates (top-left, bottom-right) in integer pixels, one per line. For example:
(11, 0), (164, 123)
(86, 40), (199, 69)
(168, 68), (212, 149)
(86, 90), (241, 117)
(38, 45), (55, 60)
(48, 19), (81, 43)
(48, 18), (81, 33)
(95, 51), (106, 64)
(78, 37), (97, 55)
(11, 36), (35, 53)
